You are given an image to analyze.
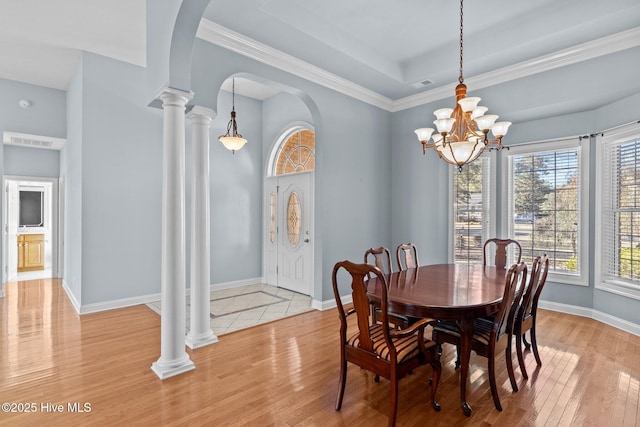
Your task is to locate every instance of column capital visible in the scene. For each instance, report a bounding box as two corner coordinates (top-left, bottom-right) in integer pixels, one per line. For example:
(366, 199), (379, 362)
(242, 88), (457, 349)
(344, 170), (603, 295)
(154, 86), (194, 107)
(187, 105), (217, 122)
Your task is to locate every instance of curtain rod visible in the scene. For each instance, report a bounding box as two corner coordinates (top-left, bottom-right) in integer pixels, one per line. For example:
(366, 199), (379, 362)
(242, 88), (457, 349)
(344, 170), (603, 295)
(594, 119), (640, 137)
(508, 134), (589, 148)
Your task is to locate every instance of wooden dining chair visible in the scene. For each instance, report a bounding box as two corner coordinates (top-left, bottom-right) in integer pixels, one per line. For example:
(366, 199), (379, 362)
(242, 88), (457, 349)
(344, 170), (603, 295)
(396, 243), (419, 271)
(431, 262), (528, 411)
(332, 260), (441, 426)
(483, 238), (522, 269)
(364, 246), (411, 329)
(364, 246), (392, 274)
(514, 254), (549, 379)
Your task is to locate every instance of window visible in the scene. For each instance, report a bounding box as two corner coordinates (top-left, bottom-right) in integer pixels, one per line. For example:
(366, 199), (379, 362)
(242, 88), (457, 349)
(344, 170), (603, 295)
(503, 138), (589, 285)
(286, 192), (301, 246)
(274, 129), (315, 176)
(596, 124), (640, 300)
(450, 155), (495, 263)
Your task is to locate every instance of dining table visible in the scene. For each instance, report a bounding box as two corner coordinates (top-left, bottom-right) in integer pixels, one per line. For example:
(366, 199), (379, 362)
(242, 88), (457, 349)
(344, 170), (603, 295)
(366, 263), (508, 416)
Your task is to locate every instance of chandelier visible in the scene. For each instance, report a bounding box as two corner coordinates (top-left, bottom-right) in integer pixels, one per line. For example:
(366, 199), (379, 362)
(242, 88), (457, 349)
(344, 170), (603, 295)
(414, 0), (511, 171)
(219, 78), (248, 154)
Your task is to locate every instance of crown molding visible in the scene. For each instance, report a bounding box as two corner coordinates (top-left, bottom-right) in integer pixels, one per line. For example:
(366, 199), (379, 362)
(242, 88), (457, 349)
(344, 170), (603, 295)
(393, 26), (640, 112)
(197, 19), (394, 111)
(198, 20), (640, 113)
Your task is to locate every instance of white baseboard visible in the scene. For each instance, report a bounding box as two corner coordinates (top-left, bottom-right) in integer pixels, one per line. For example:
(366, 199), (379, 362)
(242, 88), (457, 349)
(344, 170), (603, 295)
(64, 279), (640, 338)
(67, 277), (264, 315)
(538, 299), (640, 337)
(62, 279), (81, 314)
(314, 296), (640, 337)
(317, 294), (352, 311)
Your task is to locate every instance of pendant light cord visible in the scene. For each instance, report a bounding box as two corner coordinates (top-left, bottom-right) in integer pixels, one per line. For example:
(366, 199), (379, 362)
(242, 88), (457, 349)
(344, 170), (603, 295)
(232, 78), (236, 112)
(459, 0), (464, 84)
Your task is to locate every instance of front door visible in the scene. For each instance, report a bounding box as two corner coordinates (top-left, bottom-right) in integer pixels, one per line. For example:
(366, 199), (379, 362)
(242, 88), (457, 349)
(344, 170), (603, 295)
(264, 172), (313, 295)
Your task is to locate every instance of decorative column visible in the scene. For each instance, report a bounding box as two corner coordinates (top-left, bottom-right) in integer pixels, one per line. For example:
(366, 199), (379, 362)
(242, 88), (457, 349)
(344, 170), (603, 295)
(151, 86), (195, 380)
(185, 106), (218, 349)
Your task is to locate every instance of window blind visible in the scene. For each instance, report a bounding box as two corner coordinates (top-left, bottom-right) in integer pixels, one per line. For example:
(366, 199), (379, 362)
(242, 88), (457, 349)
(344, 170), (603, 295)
(601, 138), (640, 283)
(453, 156), (491, 264)
(507, 146), (581, 272)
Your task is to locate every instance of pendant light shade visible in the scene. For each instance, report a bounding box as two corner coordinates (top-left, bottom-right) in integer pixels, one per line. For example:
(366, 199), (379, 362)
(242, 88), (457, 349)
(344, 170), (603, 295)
(219, 78), (247, 154)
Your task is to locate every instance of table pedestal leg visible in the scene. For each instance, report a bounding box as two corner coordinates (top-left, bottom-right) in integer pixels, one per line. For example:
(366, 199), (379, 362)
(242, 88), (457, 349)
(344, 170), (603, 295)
(459, 315), (475, 416)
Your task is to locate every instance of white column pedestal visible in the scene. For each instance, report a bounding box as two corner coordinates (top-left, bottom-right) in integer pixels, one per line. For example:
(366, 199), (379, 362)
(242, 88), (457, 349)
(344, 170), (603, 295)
(151, 86), (195, 380)
(185, 106), (218, 349)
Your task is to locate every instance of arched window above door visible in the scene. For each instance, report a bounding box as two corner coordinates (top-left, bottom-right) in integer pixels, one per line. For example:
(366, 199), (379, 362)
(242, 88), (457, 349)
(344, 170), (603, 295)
(274, 129), (315, 176)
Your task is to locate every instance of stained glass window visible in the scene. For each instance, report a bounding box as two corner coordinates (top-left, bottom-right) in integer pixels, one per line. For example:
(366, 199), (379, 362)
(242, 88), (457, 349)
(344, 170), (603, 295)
(287, 192), (301, 246)
(275, 130), (315, 176)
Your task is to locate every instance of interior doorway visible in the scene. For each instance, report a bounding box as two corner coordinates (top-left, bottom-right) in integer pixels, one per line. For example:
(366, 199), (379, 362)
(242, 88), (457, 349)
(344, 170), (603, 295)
(2, 176), (61, 284)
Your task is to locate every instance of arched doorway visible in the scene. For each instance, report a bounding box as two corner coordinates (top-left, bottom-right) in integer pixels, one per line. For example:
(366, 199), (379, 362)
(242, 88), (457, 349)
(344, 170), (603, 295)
(264, 125), (315, 295)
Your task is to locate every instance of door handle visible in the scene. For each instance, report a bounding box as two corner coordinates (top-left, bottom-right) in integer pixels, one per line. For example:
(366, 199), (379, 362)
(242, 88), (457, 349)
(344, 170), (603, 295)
(304, 239), (310, 243)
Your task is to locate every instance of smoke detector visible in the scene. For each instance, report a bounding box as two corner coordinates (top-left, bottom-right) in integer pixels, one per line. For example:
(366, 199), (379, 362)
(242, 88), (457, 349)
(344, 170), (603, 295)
(19, 99), (31, 108)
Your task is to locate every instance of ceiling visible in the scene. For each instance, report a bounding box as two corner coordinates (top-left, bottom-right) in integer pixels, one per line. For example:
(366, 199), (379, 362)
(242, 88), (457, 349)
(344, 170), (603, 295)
(0, 0), (146, 90)
(1, 0), (639, 123)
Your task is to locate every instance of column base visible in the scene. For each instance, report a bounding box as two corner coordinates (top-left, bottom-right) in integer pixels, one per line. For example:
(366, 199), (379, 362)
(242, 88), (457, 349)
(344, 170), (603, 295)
(185, 331), (219, 349)
(151, 354), (195, 380)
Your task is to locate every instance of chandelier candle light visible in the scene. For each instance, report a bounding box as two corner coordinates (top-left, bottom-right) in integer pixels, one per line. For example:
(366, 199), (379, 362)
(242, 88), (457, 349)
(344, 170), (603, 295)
(219, 78), (248, 154)
(414, 0), (511, 171)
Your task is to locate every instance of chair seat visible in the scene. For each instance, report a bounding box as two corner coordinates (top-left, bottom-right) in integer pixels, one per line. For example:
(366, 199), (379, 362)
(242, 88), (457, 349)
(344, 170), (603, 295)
(347, 324), (435, 362)
(433, 318), (494, 346)
(372, 306), (421, 329)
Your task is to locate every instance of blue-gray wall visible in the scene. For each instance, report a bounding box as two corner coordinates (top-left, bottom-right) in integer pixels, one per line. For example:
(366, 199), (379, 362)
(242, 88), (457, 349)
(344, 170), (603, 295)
(4, 146), (59, 178)
(206, 90), (263, 284)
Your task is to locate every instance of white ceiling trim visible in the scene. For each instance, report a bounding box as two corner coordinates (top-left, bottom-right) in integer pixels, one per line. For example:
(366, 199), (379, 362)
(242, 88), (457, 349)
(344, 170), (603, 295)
(394, 27), (640, 112)
(198, 20), (640, 113)
(197, 19), (394, 110)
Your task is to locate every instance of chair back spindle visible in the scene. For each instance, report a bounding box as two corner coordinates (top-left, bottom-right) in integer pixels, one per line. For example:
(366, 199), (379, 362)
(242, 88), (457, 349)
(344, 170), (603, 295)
(396, 243), (419, 271)
(483, 238), (522, 270)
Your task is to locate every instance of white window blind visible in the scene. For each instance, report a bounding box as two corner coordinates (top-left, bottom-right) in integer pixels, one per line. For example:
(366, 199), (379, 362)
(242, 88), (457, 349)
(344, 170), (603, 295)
(452, 156), (492, 264)
(503, 137), (588, 285)
(600, 134), (640, 285)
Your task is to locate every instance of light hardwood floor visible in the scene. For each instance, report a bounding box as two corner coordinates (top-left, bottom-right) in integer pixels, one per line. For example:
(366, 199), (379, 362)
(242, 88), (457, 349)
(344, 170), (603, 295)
(1, 278), (639, 426)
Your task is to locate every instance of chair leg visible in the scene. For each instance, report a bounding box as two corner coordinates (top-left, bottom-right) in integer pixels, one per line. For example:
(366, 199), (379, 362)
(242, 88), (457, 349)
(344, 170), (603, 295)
(487, 354), (503, 411)
(374, 374), (380, 382)
(516, 329), (528, 379)
(430, 359), (442, 412)
(531, 321), (542, 366)
(523, 332), (531, 349)
(388, 369), (399, 427)
(455, 346), (461, 369)
(335, 359), (347, 410)
(505, 340), (519, 392)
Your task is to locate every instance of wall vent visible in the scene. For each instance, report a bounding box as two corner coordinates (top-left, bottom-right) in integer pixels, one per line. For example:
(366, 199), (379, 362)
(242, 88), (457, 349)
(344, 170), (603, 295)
(410, 79), (435, 89)
(3, 131), (65, 150)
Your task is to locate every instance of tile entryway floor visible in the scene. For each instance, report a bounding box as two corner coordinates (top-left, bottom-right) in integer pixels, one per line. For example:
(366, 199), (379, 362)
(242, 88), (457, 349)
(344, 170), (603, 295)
(146, 283), (312, 335)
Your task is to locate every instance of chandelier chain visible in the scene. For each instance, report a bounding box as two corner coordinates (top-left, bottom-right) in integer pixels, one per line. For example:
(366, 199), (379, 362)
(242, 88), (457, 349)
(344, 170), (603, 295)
(232, 78), (236, 111)
(459, 0), (464, 84)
